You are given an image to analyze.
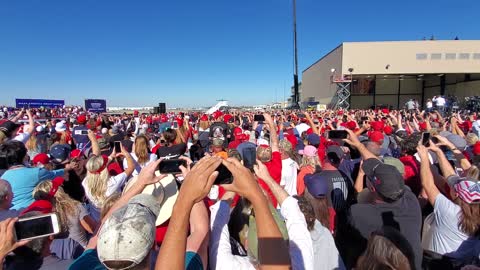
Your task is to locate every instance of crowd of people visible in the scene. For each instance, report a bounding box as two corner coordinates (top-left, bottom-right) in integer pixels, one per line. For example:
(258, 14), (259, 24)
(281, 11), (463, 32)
(0, 104), (479, 270)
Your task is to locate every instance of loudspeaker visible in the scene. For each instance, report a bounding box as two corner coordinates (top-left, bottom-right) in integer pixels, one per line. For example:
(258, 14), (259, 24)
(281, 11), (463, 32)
(153, 107), (160, 114)
(159, 103), (166, 114)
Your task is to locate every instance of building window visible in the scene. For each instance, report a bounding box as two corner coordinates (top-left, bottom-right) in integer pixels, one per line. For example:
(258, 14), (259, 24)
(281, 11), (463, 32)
(445, 53), (456, 60)
(431, 53), (442, 60)
(473, 53), (480, 60)
(416, 53), (427, 60)
(459, 53), (470, 59)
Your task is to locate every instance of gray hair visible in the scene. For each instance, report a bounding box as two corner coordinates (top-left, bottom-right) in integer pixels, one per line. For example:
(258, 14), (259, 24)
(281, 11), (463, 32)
(0, 179), (11, 201)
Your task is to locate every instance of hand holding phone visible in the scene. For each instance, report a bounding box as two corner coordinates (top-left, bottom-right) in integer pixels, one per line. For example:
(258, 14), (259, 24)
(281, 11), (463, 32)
(178, 156), (222, 203)
(253, 115), (265, 122)
(14, 213), (60, 241)
(214, 163), (233, 185)
(0, 218), (30, 257)
(328, 130), (348, 139)
(114, 141), (122, 153)
(422, 132), (431, 147)
(158, 159), (187, 174)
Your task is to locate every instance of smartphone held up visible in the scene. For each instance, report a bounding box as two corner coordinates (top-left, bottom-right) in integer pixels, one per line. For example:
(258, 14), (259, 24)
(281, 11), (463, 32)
(14, 213), (61, 241)
(328, 130), (348, 139)
(158, 159), (187, 174)
(421, 132), (431, 147)
(114, 141), (122, 153)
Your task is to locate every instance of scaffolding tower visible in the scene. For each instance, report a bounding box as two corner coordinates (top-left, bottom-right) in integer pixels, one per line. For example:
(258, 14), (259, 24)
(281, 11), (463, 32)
(330, 75), (352, 110)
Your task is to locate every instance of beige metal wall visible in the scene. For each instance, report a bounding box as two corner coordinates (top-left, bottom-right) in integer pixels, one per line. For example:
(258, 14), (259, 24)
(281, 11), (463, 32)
(342, 40), (480, 75)
(301, 40), (480, 107)
(301, 45), (343, 104)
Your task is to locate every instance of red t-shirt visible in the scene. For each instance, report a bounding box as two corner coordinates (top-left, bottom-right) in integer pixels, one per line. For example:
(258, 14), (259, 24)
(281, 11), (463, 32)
(258, 151), (282, 207)
(399, 155), (422, 196)
(152, 144), (161, 155)
(228, 140), (242, 150)
(297, 165), (315, 196)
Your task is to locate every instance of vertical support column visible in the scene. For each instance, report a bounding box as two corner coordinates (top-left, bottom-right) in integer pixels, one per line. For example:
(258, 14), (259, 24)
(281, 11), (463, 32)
(397, 79), (401, 109)
(421, 80), (426, 108)
(440, 75), (446, 95)
(372, 75), (377, 109)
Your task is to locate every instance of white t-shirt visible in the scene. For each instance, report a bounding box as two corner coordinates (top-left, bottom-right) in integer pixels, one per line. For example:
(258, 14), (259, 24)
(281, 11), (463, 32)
(426, 101), (433, 109)
(310, 220), (346, 270)
(82, 172), (128, 221)
(280, 158), (299, 196)
(427, 194), (469, 254)
(12, 133), (31, 144)
(434, 97), (446, 106)
(123, 153), (158, 177)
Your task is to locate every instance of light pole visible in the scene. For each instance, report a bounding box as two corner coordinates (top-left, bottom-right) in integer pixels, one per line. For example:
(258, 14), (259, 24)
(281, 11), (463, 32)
(292, 0), (300, 109)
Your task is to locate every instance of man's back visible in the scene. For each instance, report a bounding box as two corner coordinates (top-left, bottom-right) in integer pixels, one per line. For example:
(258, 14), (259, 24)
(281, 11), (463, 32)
(336, 189), (422, 269)
(317, 169), (354, 212)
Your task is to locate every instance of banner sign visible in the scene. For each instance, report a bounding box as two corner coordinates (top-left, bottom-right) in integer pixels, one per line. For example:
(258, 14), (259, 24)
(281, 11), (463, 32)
(15, 99), (64, 108)
(85, 99), (107, 113)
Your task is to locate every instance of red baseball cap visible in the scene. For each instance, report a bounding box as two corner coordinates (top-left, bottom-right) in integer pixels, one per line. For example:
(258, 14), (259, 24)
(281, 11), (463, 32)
(32, 153), (50, 166)
(346, 121), (357, 130)
(77, 115), (87, 124)
(371, 121), (384, 131)
(70, 149), (83, 159)
(233, 127), (242, 137)
(369, 131), (384, 144)
(384, 125), (394, 135)
(286, 134), (298, 149)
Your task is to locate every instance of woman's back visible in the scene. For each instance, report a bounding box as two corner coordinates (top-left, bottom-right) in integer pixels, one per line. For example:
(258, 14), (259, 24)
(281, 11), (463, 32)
(310, 220), (345, 270)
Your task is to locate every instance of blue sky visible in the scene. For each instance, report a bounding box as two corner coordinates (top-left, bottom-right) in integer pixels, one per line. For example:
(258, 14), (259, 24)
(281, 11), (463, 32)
(0, 0), (478, 107)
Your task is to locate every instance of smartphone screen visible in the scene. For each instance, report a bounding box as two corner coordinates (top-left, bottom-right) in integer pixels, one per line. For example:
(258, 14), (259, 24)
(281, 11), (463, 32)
(360, 117), (368, 121)
(114, 141), (122, 153)
(422, 132), (431, 147)
(172, 122), (179, 129)
(15, 214), (57, 240)
(253, 115), (265, 122)
(158, 159), (187, 174)
(328, 130), (348, 139)
(297, 113), (306, 118)
(80, 130), (89, 135)
(214, 163), (233, 185)
(242, 147), (257, 171)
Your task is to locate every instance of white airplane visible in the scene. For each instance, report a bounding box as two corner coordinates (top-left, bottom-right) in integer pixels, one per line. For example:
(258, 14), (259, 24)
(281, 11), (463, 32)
(206, 99), (229, 114)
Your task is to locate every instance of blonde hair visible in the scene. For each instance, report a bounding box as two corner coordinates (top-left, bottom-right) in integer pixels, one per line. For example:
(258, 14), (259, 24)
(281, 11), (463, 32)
(100, 192), (121, 220)
(175, 128), (187, 144)
(466, 133), (479, 146)
(0, 131), (7, 144)
(134, 135), (149, 165)
(84, 156), (110, 207)
(58, 131), (68, 145)
(301, 155), (321, 169)
(199, 120), (210, 131)
(33, 180), (79, 231)
(25, 133), (38, 151)
(467, 165), (479, 181)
